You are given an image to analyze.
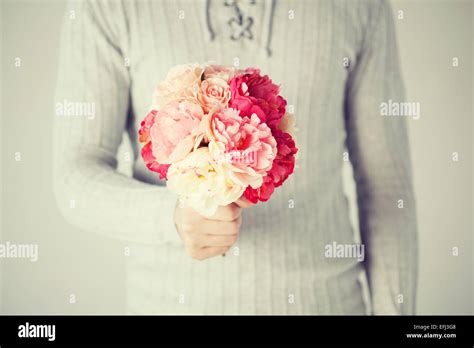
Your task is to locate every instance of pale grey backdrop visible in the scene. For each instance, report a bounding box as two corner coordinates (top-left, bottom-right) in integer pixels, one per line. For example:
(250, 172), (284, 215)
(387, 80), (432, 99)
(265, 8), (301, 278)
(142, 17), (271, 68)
(1, 0), (472, 314)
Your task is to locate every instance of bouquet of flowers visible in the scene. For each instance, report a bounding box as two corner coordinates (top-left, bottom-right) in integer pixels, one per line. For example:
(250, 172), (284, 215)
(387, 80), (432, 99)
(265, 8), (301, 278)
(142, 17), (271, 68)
(139, 63), (298, 216)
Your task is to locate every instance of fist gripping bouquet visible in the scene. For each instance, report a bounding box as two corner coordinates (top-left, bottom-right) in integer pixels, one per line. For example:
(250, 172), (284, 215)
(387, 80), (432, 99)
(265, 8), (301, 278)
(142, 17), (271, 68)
(139, 63), (298, 216)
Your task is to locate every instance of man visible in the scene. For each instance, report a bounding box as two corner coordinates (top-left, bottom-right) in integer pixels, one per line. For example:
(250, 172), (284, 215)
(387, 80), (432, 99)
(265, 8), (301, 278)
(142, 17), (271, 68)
(54, 0), (417, 314)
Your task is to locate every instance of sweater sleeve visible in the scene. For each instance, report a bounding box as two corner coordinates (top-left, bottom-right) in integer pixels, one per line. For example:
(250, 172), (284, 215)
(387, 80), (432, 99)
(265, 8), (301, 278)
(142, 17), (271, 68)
(53, 0), (181, 246)
(344, 0), (418, 314)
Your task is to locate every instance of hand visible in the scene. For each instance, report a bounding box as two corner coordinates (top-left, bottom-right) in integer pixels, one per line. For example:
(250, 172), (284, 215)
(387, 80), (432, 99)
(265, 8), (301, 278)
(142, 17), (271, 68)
(234, 197), (253, 208)
(174, 201), (243, 260)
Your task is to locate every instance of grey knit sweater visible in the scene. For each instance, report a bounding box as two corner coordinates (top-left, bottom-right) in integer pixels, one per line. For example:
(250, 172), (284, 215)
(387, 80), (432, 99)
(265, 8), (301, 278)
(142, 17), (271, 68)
(53, 0), (417, 314)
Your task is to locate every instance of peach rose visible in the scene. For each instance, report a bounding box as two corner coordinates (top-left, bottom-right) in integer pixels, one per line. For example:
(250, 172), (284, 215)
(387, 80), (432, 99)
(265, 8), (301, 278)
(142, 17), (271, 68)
(277, 112), (296, 137)
(197, 77), (231, 113)
(150, 101), (204, 164)
(152, 63), (203, 108)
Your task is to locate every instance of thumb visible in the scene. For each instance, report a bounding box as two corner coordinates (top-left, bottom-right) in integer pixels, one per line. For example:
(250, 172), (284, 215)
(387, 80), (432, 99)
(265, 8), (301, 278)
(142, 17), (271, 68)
(235, 197), (255, 208)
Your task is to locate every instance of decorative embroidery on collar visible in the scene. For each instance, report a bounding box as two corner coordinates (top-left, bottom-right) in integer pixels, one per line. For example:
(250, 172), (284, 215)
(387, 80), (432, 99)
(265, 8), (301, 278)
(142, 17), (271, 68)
(224, 0), (256, 41)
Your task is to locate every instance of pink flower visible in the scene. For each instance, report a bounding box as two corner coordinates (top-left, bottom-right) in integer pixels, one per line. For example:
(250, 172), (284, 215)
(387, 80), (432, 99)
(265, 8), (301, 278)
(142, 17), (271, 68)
(138, 110), (170, 179)
(150, 101), (204, 164)
(206, 108), (277, 188)
(243, 129), (298, 203)
(243, 175), (275, 203)
(197, 77), (231, 113)
(229, 68), (286, 128)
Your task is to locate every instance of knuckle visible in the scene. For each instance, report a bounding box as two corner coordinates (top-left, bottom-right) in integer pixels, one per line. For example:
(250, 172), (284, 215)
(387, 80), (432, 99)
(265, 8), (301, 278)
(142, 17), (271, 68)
(184, 240), (198, 251)
(187, 248), (203, 260)
(180, 223), (194, 234)
(189, 239), (201, 249)
(230, 223), (240, 235)
(230, 206), (241, 220)
(227, 235), (238, 245)
(182, 235), (194, 246)
(184, 244), (193, 254)
(182, 232), (201, 248)
(195, 253), (207, 261)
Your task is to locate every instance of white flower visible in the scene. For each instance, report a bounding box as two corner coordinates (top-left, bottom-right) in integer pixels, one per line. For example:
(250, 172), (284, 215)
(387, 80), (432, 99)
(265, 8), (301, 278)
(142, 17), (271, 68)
(166, 147), (245, 216)
(152, 63), (204, 108)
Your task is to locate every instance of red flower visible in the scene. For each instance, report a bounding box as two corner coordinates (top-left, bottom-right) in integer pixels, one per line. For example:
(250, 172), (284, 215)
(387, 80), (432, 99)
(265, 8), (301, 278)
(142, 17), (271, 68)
(138, 110), (170, 180)
(244, 129), (298, 203)
(229, 68), (286, 129)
